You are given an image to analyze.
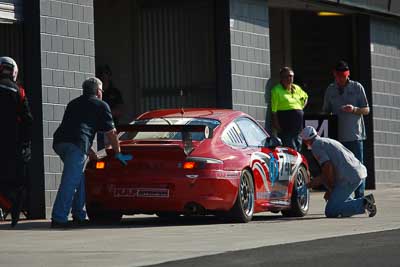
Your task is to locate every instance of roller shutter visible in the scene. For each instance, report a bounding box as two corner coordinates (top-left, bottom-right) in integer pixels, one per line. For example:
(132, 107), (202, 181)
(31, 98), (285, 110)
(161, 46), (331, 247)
(137, 0), (217, 111)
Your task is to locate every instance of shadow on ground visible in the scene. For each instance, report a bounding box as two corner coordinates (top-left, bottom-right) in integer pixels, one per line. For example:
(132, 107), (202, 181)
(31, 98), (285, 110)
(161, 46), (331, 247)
(0, 211), (327, 231)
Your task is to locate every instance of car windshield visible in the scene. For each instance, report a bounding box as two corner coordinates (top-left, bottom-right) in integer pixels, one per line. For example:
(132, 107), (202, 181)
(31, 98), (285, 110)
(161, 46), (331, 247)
(119, 118), (220, 141)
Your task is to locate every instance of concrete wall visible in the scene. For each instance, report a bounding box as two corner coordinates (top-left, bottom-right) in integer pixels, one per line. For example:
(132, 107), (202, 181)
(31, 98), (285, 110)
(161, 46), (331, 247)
(370, 18), (400, 183)
(40, 0), (95, 217)
(230, 0), (270, 127)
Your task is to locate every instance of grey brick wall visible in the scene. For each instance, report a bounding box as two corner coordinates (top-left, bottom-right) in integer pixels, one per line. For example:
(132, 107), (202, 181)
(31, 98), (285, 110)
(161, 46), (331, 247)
(370, 18), (400, 183)
(230, 0), (270, 127)
(40, 0), (95, 217)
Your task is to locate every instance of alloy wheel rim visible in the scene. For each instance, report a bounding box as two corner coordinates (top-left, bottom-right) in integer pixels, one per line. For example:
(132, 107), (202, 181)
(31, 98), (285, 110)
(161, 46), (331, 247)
(240, 171), (254, 216)
(296, 168), (309, 211)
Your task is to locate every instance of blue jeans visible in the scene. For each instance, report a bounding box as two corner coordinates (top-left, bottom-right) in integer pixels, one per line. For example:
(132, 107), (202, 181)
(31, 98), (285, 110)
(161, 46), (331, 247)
(278, 132), (302, 152)
(325, 180), (365, 218)
(52, 143), (87, 223)
(343, 140), (365, 198)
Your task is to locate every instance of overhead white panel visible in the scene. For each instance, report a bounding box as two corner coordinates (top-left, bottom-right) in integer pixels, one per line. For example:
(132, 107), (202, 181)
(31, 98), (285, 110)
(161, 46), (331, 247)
(0, 0), (22, 23)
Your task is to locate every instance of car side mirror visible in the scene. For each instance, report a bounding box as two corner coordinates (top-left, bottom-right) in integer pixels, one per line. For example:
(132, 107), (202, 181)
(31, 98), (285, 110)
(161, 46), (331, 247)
(264, 136), (282, 148)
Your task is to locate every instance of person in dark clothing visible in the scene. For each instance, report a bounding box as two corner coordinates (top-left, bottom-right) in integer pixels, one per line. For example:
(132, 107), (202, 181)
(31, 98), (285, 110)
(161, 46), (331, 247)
(51, 77), (132, 228)
(96, 65), (124, 149)
(0, 56), (33, 227)
(96, 65), (123, 124)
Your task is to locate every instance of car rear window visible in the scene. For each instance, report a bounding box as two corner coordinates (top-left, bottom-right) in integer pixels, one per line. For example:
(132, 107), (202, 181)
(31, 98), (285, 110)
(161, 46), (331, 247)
(119, 118), (220, 141)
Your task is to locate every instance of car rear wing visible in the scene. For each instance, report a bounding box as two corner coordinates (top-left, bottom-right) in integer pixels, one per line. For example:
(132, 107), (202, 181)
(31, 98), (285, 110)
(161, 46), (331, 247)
(117, 124), (211, 137)
(116, 124), (213, 155)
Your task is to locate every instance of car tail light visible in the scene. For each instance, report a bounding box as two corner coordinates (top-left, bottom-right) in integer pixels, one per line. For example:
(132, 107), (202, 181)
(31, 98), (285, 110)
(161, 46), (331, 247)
(182, 157), (223, 170)
(96, 161), (106, 169)
(183, 161), (196, 169)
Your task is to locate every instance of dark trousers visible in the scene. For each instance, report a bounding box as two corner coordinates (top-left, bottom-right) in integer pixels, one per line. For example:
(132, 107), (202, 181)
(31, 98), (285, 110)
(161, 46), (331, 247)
(278, 132), (302, 152)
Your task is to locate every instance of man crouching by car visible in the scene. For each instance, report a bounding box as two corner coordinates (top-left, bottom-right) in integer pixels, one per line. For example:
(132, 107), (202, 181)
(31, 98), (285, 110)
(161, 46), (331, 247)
(301, 126), (376, 218)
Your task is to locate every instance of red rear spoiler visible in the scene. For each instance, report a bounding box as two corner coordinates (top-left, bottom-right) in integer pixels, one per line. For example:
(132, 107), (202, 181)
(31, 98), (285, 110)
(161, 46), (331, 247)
(116, 124), (212, 155)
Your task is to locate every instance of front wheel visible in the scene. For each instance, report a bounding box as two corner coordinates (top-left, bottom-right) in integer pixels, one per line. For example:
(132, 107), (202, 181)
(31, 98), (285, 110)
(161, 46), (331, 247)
(282, 165), (309, 217)
(228, 169), (255, 223)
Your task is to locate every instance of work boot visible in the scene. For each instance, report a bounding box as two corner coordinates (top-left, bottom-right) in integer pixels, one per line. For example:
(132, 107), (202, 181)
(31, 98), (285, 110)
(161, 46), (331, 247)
(364, 194), (377, 217)
(10, 206), (20, 227)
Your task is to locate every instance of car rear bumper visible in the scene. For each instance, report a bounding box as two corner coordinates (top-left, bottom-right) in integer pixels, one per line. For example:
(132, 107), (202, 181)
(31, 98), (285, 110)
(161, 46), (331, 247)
(86, 172), (241, 214)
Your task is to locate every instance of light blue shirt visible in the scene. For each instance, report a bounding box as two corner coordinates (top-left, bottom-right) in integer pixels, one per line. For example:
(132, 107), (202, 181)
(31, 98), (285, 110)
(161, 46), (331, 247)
(311, 136), (367, 185)
(323, 80), (369, 142)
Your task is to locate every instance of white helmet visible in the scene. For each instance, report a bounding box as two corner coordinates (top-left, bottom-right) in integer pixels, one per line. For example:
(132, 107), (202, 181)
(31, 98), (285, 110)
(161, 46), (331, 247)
(0, 56), (18, 81)
(301, 126), (317, 140)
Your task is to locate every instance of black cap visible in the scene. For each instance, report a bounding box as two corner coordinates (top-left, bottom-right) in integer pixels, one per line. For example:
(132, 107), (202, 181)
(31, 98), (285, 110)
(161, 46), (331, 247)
(335, 60), (349, 72)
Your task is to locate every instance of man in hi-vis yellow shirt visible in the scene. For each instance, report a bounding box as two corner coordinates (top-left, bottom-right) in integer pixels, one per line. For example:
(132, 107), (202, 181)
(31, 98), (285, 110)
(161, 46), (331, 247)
(271, 67), (308, 151)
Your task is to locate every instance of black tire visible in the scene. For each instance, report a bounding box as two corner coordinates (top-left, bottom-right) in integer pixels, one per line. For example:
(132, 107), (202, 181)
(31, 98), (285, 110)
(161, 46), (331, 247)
(228, 169), (255, 223)
(86, 206), (122, 224)
(282, 165), (310, 217)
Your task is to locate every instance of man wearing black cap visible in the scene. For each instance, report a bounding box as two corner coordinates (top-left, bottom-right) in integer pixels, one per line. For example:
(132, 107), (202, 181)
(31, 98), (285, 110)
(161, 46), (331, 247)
(322, 60), (370, 198)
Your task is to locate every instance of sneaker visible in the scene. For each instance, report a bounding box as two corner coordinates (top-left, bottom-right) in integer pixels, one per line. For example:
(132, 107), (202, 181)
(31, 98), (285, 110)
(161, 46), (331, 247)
(364, 194), (377, 217)
(51, 220), (70, 229)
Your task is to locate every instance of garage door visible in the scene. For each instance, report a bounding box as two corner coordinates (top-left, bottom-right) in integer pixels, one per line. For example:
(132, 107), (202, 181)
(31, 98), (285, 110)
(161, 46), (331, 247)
(137, 0), (217, 111)
(0, 0), (22, 22)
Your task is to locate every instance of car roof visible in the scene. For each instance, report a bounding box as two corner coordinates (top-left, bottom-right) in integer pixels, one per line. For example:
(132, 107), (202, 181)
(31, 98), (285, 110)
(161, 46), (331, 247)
(136, 108), (249, 124)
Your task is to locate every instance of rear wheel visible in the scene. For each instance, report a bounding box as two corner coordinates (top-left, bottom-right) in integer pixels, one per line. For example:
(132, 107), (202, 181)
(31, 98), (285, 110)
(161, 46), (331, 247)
(282, 165), (309, 217)
(229, 169), (255, 223)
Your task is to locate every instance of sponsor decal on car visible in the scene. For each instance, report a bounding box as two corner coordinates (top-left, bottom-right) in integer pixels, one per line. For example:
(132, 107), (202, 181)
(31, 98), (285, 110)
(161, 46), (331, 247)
(137, 188), (169, 198)
(256, 191), (269, 199)
(269, 199), (290, 206)
(225, 171), (241, 178)
(251, 149), (303, 199)
(109, 185), (169, 198)
(256, 190), (287, 200)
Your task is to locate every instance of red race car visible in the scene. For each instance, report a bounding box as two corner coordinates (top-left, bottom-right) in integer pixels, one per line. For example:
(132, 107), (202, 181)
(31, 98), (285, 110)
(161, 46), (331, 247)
(85, 108), (310, 223)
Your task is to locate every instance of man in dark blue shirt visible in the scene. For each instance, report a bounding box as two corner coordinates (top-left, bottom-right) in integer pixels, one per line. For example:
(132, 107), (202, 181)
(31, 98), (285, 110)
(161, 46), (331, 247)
(51, 77), (132, 228)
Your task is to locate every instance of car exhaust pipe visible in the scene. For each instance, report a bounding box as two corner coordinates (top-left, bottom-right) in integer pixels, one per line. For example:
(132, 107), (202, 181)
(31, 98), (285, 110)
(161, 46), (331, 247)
(184, 202), (205, 215)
